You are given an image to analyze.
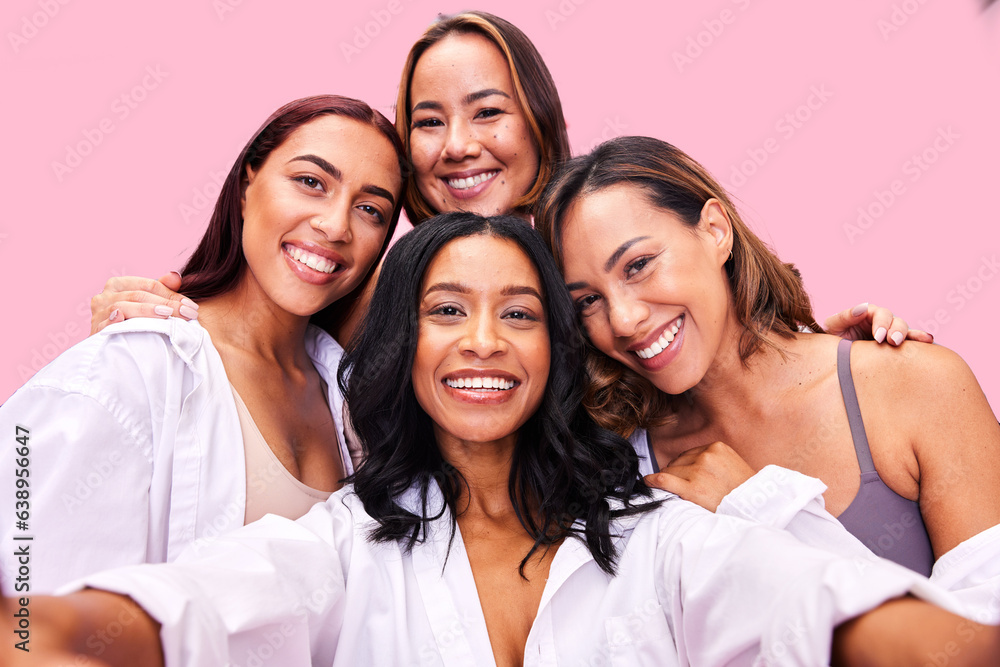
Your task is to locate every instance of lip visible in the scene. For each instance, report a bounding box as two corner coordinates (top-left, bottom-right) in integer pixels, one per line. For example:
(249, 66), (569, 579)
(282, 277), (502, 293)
(627, 315), (685, 372)
(439, 168), (500, 201)
(441, 368), (521, 405)
(282, 241), (348, 286)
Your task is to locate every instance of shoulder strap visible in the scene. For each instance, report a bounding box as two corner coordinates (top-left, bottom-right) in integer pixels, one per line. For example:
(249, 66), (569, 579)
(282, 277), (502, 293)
(836, 339), (876, 473)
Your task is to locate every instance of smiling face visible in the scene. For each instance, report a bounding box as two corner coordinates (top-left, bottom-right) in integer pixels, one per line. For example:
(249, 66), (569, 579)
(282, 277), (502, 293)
(239, 115), (402, 317)
(408, 32), (540, 217)
(560, 184), (735, 395)
(412, 234), (550, 452)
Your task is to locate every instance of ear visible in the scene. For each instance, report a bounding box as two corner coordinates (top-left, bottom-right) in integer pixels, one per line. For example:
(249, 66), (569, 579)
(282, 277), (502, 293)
(698, 199), (733, 268)
(240, 164), (256, 219)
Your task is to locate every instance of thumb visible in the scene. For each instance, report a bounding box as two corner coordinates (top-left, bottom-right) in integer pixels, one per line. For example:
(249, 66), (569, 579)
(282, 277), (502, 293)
(158, 270), (183, 292)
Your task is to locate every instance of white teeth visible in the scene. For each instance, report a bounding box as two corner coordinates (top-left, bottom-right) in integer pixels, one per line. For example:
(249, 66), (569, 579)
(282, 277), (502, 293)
(447, 171), (498, 190)
(445, 376), (515, 391)
(635, 316), (684, 360)
(287, 245), (339, 274)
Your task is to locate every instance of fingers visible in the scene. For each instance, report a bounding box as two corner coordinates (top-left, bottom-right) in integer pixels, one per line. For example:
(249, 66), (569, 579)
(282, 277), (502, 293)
(89, 275), (197, 336)
(905, 328), (934, 344)
(158, 270), (183, 292)
(825, 303), (931, 346)
(644, 471), (689, 496)
(823, 302), (869, 339)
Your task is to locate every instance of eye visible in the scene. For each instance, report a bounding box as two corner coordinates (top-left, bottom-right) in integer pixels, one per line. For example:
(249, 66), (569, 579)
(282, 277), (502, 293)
(294, 175), (324, 191)
(624, 256), (651, 279)
(357, 204), (386, 225)
(475, 108), (503, 120)
(503, 308), (538, 322)
(574, 294), (601, 315)
(412, 117), (443, 129)
(429, 304), (463, 317)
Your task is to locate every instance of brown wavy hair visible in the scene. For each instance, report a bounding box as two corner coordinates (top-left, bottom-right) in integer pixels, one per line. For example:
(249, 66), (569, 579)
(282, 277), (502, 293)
(535, 136), (823, 435)
(395, 11), (571, 224)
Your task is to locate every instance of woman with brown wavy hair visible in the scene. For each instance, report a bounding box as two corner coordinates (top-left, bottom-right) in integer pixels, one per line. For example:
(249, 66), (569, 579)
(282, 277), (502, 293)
(537, 135), (1000, 617)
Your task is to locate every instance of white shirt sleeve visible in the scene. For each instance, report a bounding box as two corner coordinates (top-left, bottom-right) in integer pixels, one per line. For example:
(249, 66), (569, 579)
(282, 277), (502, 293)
(0, 383), (154, 594)
(70, 501), (354, 667)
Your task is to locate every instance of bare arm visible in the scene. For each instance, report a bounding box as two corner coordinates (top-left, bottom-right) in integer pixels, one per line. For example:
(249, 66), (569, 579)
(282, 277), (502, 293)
(1, 590), (162, 667)
(833, 597), (1000, 666)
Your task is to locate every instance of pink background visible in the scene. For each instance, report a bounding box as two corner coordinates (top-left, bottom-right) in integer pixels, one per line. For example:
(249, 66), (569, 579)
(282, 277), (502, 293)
(2, 0), (998, 413)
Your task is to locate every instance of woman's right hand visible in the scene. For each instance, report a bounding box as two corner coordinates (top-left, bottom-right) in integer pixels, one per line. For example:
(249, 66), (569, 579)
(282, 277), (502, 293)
(90, 272), (198, 335)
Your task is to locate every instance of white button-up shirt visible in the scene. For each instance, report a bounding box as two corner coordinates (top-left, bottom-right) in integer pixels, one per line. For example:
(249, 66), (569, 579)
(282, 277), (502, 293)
(0, 318), (351, 594)
(79, 483), (950, 666)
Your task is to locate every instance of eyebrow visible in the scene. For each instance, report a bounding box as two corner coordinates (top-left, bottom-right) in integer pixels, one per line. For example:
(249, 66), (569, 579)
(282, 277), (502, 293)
(411, 89), (511, 115)
(290, 155), (395, 207)
(604, 236), (651, 272)
(423, 282), (543, 302)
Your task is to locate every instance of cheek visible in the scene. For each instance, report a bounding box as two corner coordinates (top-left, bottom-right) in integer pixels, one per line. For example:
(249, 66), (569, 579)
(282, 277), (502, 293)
(409, 136), (438, 177)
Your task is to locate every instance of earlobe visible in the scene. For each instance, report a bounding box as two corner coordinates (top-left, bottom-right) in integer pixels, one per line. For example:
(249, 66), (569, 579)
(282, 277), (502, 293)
(700, 199), (733, 265)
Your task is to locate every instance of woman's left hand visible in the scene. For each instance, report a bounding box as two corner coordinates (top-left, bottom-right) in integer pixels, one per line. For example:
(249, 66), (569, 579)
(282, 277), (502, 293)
(825, 302), (933, 345)
(644, 441), (755, 512)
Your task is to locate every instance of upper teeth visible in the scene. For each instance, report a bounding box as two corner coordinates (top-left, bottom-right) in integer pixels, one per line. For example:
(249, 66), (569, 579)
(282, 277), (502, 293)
(636, 317), (683, 360)
(445, 377), (515, 390)
(447, 171), (498, 190)
(287, 245), (339, 274)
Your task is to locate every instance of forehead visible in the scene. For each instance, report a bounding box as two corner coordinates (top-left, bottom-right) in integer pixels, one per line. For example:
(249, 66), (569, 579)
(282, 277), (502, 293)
(560, 185), (687, 266)
(422, 235), (541, 292)
(267, 115), (402, 192)
(411, 32), (514, 100)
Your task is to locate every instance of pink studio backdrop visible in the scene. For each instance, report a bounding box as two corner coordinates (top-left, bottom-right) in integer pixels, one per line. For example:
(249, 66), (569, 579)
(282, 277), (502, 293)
(2, 0), (998, 413)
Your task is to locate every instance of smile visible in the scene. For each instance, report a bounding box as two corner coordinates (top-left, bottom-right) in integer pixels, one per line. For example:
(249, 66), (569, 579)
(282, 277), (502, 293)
(284, 244), (341, 275)
(446, 170), (499, 190)
(635, 315), (684, 360)
(444, 376), (516, 391)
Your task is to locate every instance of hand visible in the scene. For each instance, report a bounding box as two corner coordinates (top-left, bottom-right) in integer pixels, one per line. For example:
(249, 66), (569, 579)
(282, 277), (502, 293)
(643, 441), (755, 512)
(824, 302), (933, 346)
(90, 272), (198, 335)
(0, 588), (112, 667)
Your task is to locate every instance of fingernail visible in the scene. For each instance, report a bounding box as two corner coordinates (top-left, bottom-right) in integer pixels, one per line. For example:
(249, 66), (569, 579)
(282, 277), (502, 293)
(109, 309), (120, 322)
(851, 302), (868, 317)
(179, 305), (199, 320)
(170, 270), (182, 279)
(181, 297), (199, 310)
(154, 305), (172, 317)
(891, 331), (904, 346)
(875, 327), (887, 343)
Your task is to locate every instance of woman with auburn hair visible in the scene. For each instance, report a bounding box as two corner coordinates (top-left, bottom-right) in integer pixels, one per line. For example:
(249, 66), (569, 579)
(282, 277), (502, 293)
(7, 213), (999, 667)
(536, 135), (1000, 617)
(0, 95), (405, 594)
(85, 11), (912, 348)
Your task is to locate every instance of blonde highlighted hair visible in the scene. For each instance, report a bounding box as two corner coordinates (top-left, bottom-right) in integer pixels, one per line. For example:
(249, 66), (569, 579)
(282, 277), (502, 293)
(535, 136), (823, 435)
(395, 11), (571, 223)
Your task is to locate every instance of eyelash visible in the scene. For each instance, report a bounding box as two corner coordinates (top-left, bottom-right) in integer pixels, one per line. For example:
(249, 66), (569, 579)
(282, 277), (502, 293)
(294, 175), (324, 191)
(575, 294), (601, 316)
(625, 256), (651, 279)
(503, 308), (537, 322)
(358, 204), (385, 225)
(411, 107), (504, 129)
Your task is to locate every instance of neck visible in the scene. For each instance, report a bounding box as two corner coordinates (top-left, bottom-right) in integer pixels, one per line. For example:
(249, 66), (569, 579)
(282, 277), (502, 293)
(437, 430), (519, 520)
(197, 277), (313, 368)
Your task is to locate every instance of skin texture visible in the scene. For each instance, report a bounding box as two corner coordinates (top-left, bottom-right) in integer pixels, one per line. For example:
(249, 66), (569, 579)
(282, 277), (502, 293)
(195, 116), (401, 492)
(408, 32), (540, 218)
(413, 235), (553, 667)
(560, 183), (1000, 560)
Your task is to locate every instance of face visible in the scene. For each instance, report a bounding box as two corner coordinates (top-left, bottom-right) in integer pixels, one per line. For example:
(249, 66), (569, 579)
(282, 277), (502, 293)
(408, 32), (541, 217)
(560, 184), (734, 395)
(412, 235), (550, 451)
(240, 115), (401, 317)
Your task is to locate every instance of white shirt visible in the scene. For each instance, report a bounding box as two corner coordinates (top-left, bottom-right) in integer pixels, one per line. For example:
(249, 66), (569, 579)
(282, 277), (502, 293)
(78, 483), (952, 667)
(0, 317), (351, 595)
(630, 428), (1000, 623)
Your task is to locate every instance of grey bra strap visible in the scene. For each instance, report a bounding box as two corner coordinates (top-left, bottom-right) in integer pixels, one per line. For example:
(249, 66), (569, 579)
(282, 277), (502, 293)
(645, 431), (660, 473)
(836, 339), (876, 473)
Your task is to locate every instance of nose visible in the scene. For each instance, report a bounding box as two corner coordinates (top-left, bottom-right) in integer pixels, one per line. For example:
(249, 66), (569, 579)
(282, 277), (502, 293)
(443, 120), (481, 162)
(607, 292), (649, 339)
(460, 311), (506, 359)
(310, 204), (353, 244)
